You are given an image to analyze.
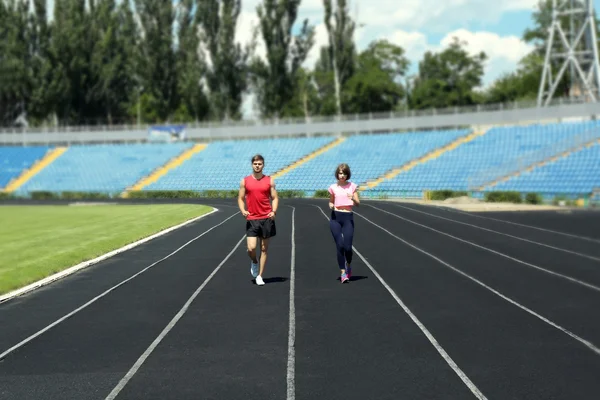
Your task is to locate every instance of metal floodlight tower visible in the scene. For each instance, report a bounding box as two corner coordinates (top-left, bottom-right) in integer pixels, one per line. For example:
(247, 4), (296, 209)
(537, 0), (600, 107)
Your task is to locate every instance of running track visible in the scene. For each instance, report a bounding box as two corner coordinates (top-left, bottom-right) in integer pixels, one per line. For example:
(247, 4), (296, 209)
(1, 199), (600, 399)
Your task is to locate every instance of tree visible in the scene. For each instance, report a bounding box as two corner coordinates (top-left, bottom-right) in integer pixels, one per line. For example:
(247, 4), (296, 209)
(410, 37), (487, 109)
(484, 52), (544, 104)
(133, 0), (179, 122)
(344, 39), (409, 114)
(198, 0), (249, 120)
(249, 0), (315, 118)
(322, 0), (356, 115)
(88, 0), (139, 124)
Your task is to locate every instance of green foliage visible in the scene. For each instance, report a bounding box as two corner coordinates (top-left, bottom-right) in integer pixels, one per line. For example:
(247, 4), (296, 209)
(428, 190), (468, 201)
(484, 191), (522, 203)
(198, 0), (248, 120)
(314, 189), (330, 198)
(343, 39), (409, 113)
(277, 190), (305, 198)
(0, 0), (588, 126)
(0, 192), (16, 200)
(552, 195), (575, 206)
(410, 37), (486, 109)
(525, 192), (543, 205)
(127, 190), (205, 199)
(321, 0), (356, 115)
(249, 0), (315, 119)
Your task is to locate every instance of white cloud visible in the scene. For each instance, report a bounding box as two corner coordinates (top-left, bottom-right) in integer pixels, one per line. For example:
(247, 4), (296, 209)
(236, 1), (539, 117)
(441, 29), (534, 86)
(387, 30), (430, 64)
(304, 23), (330, 69)
(236, 10), (265, 61)
(387, 28), (533, 84)
(442, 29), (532, 64)
(355, 0), (539, 32)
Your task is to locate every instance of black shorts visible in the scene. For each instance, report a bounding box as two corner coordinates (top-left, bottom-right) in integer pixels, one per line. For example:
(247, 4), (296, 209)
(246, 218), (277, 239)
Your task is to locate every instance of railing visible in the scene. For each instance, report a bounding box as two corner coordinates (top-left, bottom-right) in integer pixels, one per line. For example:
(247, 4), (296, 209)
(0, 96), (592, 134)
(2, 99), (600, 146)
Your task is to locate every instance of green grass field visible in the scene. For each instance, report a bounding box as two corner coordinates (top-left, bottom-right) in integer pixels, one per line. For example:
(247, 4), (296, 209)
(0, 204), (214, 296)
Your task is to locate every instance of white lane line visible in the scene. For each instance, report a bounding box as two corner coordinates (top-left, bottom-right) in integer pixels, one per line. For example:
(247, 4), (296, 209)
(440, 206), (600, 244)
(0, 207), (221, 304)
(104, 235), (246, 400)
(286, 206), (296, 400)
(350, 207), (600, 357)
(365, 204), (600, 294)
(0, 211), (240, 361)
(314, 205), (489, 400)
(385, 203), (600, 263)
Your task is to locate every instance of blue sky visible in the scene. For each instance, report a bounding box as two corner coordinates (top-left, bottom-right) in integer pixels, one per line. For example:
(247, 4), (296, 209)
(237, 0), (600, 118)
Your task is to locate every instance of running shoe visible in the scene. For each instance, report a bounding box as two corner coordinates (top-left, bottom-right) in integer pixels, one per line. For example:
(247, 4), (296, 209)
(250, 261), (259, 278)
(345, 262), (352, 279)
(255, 275), (265, 286)
(341, 272), (349, 283)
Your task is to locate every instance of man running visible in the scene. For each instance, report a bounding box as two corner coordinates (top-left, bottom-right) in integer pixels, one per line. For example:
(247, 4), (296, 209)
(238, 154), (278, 286)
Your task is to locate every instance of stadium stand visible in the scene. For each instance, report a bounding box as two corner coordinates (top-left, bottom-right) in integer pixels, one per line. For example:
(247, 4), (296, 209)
(492, 140), (600, 195)
(371, 120), (600, 197)
(2, 119), (599, 202)
(0, 146), (50, 188)
(16, 143), (194, 194)
(145, 136), (337, 191)
(276, 129), (472, 193)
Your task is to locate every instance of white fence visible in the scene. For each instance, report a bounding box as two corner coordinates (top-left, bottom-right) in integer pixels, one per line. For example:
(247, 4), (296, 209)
(1, 101), (600, 146)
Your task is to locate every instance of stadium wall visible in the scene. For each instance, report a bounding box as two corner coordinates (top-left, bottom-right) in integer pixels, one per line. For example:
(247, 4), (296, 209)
(1, 101), (599, 146)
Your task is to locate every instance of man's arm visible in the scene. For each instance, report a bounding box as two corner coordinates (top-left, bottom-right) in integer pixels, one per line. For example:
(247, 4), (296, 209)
(269, 179), (279, 218)
(238, 178), (249, 216)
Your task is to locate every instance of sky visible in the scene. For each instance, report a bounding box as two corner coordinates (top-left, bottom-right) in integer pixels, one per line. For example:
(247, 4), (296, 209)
(236, 0), (600, 119)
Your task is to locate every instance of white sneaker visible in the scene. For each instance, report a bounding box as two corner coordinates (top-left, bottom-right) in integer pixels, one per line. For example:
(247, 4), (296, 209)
(255, 275), (265, 286)
(250, 261), (259, 278)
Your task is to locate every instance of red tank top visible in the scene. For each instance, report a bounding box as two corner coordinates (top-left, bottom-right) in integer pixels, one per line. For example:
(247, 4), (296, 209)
(244, 175), (273, 220)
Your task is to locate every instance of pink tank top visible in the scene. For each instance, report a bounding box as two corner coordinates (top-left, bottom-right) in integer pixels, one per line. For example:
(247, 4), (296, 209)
(328, 182), (357, 208)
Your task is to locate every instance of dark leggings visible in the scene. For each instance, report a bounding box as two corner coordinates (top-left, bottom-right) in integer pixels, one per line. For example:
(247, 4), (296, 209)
(329, 210), (354, 270)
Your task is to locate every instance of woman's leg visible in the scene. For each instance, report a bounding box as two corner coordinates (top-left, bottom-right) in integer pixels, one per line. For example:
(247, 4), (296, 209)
(329, 217), (346, 273)
(341, 217), (355, 276)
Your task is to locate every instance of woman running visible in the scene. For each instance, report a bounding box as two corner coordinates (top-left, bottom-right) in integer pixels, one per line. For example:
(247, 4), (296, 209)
(328, 163), (360, 283)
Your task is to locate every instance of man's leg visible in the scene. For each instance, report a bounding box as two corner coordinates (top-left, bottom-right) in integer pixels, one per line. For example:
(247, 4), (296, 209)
(258, 237), (270, 277)
(247, 236), (258, 263)
(246, 221), (260, 278)
(247, 237), (260, 278)
(255, 218), (276, 285)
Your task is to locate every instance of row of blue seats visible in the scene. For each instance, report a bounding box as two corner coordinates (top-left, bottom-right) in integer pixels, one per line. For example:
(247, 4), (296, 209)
(146, 136), (336, 191)
(18, 143), (194, 193)
(0, 146), (49, 187)
(369, 120), (600, 194)
(2, 121), (599, 195)
(277, 129), (471, 191)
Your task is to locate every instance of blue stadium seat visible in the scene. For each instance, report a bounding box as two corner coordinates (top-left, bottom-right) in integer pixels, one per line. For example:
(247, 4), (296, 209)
(493, 142), (600, 194)
(6, 119), (600, 198)
(147, 136), (337, 191)
(18, 143), (193, 194)
(277, 129), (471, 192)
(375, 120), (600, 195)
(0, 146), (50, 188)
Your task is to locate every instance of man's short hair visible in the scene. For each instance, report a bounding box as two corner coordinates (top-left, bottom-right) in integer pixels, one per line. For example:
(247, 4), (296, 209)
(251, 154), (264, 163)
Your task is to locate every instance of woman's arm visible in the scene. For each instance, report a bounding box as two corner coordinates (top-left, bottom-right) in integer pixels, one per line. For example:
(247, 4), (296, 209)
(351, 190), (360, 206)
(329, 193), (335, 209)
